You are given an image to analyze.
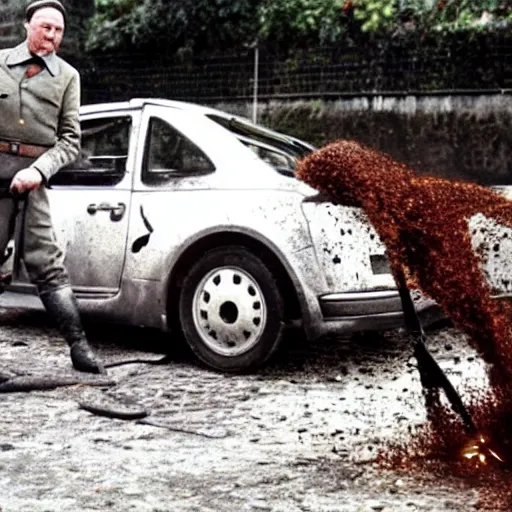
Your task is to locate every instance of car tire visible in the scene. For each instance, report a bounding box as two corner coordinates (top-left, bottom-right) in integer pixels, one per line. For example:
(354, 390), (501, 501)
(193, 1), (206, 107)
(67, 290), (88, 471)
(179, 246), (284, 372)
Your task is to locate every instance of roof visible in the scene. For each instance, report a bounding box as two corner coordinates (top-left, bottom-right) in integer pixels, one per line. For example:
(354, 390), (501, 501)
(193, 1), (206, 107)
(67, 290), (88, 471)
(79, 98), (250, 123)
(79, 97), (315, 156)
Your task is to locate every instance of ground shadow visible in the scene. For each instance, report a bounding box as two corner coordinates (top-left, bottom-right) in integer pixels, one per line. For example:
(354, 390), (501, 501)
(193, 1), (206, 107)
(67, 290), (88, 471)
(258, 327), (415, 382)
(0, 307), (453, 382)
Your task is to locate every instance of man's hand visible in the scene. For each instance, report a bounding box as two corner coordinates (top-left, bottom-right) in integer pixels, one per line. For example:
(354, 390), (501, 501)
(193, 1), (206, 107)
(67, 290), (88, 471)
(9, 167), (43, 195)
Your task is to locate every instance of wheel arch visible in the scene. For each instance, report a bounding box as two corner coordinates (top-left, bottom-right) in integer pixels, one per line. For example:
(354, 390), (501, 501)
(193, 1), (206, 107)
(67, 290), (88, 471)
(165, 230), (304, 331)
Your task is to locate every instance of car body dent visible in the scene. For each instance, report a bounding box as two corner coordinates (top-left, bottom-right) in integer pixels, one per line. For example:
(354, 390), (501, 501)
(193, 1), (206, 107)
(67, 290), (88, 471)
(469, 212), (512, 294)
(301, 201), (395, 292)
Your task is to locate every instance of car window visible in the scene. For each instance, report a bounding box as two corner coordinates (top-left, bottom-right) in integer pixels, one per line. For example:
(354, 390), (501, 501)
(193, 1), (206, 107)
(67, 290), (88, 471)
(142, 117), (215, 185)
(206, 114), (314, 177)
(242, 141), (296, 177)
(206, 114), (315, 158)
(50, 116), (131, 187)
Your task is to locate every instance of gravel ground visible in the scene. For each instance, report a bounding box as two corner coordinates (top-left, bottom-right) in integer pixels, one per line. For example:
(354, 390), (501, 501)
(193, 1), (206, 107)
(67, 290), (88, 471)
(0, 307), (491, 512)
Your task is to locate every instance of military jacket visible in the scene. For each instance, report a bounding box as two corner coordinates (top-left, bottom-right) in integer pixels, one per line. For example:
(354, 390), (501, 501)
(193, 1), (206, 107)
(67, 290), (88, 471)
(0, 42), (80, 182)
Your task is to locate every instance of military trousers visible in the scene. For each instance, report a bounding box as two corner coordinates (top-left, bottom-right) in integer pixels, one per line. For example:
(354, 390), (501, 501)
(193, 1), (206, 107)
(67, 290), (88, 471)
(0, 152), (69, 293)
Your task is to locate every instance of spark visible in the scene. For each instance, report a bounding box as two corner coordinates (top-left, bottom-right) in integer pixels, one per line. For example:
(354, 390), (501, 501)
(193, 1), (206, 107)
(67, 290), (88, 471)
(461, 435), (504, 466)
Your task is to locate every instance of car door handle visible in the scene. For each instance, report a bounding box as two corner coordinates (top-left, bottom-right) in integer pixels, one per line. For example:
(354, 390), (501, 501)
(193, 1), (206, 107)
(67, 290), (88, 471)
(87, 202), (126, 222)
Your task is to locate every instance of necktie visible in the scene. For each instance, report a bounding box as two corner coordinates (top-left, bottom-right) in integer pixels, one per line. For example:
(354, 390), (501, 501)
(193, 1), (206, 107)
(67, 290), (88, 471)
(25, 59), (44, 79)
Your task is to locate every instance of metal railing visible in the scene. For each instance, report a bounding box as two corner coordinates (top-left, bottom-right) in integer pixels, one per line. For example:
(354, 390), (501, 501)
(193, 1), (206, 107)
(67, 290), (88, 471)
(75, 33), (512, 107)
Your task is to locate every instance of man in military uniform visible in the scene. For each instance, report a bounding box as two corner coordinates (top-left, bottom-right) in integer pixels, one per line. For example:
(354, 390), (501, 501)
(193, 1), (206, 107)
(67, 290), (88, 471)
(0, 0), (104, 373)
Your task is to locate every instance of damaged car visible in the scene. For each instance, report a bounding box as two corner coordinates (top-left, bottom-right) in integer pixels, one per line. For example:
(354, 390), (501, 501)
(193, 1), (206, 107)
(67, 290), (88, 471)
(0, 98), (432, 372)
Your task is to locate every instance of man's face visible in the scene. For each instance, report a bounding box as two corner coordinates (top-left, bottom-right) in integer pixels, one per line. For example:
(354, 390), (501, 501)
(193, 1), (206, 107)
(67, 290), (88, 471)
(25, 7), (65, 56)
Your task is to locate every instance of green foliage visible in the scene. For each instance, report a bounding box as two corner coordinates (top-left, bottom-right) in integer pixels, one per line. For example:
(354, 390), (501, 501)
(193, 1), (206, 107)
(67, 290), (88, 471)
(257, 0), (347, 46)
(86, 0), (142, 51)
(86, 0), (512, 54)
(351, 0), (512, 35)
(87, 0), (348, 53)
(87, 0), (261, 53)
(352, 0), (397, 33)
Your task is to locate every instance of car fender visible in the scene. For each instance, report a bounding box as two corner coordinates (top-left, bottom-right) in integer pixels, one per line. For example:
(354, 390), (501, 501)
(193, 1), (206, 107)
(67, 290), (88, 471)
(161, 222), (322, 312)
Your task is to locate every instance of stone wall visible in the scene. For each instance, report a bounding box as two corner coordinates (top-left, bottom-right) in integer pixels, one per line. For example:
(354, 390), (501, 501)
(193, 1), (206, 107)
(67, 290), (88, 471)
(0, 0), (94, 55)
(216, 94), (512, 186)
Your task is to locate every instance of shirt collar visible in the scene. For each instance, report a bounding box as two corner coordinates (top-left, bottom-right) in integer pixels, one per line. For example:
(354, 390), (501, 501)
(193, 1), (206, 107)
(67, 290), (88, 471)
(5, 41), (60, 77)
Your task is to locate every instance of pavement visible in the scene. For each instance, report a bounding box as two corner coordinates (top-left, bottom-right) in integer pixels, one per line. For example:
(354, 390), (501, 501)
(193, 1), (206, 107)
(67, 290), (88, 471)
(0, 307), (490, 511)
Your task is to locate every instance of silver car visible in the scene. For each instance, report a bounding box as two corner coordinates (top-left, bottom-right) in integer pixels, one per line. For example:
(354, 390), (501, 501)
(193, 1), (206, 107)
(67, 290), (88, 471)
(1, 98), (413, 372)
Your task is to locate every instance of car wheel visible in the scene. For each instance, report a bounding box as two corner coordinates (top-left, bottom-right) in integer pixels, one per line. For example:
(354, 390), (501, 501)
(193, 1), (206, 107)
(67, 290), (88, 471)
(179, 246), (284, 372)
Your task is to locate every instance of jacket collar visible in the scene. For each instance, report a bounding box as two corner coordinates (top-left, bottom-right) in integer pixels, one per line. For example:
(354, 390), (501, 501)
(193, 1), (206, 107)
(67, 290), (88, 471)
(5, 41), (60, 77)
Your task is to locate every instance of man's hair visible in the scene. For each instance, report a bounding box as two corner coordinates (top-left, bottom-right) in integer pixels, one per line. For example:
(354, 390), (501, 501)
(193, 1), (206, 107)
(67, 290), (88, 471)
(25, 0), (67, 24)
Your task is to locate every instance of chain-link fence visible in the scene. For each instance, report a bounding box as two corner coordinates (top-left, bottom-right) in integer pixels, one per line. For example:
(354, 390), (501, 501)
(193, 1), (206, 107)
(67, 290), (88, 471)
(75, 32), (512, 106)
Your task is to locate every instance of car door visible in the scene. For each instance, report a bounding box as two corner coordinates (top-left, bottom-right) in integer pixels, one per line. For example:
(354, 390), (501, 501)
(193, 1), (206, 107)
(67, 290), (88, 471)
(11, 111), (136, 298)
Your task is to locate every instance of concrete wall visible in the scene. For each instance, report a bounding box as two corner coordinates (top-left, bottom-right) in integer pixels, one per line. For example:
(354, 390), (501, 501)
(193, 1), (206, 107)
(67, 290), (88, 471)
(0, 0), (94, 54)
(216, 94), (512, 186)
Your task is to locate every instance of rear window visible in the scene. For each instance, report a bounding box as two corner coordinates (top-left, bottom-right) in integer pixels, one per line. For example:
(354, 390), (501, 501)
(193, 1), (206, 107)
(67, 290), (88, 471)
(207, 114), (314, 177)
(242, 141), (297, 177)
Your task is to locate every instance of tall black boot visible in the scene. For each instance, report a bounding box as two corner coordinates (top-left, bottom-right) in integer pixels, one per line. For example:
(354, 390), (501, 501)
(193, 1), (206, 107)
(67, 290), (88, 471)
(39, 286), (105, 374)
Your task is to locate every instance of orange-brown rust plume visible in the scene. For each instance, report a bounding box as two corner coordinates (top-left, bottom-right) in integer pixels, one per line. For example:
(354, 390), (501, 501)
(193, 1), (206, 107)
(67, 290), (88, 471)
(297, 140), (512, 385)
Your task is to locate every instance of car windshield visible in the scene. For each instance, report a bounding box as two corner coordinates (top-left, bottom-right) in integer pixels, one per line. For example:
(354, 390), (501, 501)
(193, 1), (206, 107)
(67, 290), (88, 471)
(207, 114), (315, 176)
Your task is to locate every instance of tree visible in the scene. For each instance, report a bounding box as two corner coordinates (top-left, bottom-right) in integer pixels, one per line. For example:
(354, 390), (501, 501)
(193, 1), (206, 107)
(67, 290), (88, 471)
(86, 0), (512, 54)
(257, 0), (349, 48)
(87, 0), (262, 53)
(86, 0), (140, 51)
(87, 0), (351, 53)
(350, 0), (512, 34)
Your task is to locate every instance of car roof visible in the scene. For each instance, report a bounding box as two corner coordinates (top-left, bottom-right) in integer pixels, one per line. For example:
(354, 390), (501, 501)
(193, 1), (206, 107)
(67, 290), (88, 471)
(80, 98), (316, 157)
(79, 98), (249, 122)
